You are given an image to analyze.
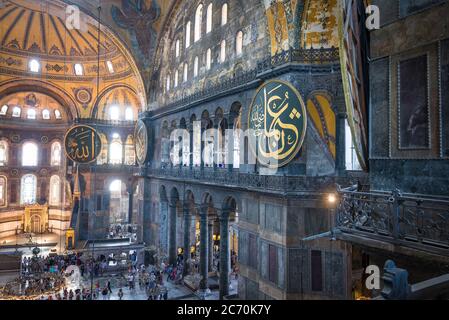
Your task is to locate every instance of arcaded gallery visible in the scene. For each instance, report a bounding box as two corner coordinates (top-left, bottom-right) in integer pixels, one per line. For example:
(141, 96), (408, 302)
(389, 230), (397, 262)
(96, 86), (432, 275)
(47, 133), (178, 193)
(0, 0), (448, 302)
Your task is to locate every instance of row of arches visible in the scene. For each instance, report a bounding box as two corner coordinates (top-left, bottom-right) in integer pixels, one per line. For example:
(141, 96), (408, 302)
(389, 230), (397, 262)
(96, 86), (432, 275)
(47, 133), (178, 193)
(160, 102), (243, 169)
(97, 133), (136, 166)
(0, 174), (64, 206)
(158, 184), (238, 298)
(0, 140), (62, 167)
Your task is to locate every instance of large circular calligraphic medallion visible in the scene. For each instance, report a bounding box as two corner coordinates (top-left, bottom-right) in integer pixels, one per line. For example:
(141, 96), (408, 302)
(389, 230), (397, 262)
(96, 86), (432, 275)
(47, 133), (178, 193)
(248, 80), (307, 168)
(134, 119), (149, 165)
(64, 125), (102, 164)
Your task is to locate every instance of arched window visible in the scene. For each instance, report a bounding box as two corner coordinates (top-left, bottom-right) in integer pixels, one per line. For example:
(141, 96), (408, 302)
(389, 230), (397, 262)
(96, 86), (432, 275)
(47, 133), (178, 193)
(236, 31), (243, 56)
(206, 3), (213, 33)
(12, 106), (21, 117)
(175, 39), (180, 58)
(51, 141), (62, 166)
(125, 107), (134, 121)
(42, 109), (50, 119)
(220, 40), (226, 63)
(186, 21), (191, 48)
(194, 56), (199, 77)
(107, 60), (114, 73)
(174, 70), (179, 88)
(345, 120), (362, 171)
(221, 3), (228, 26)
(0, 105), (7, 115)
(0, 141), (7, 166)
(21, 174), (37, 205)
(194, 4), (203, 42)
(109, 106), (120, 120)
(109, 179), (122, 195)
(97, 133), (108, 165)
(55, 110), (62, 119)
(27, 109), (36, 119)
(49, 175), (61, 206)
(29, 59), (40, 72)
(74, 63), (83, 76)
(0, 176), (6, 207)
(183, 63), (188, 82)
(22, 142), (38, 166)
(206, 48), (212, 70)
(166, 75), (171, 92)
(125, 135), (136, 165)
(109, 134), (123, 165)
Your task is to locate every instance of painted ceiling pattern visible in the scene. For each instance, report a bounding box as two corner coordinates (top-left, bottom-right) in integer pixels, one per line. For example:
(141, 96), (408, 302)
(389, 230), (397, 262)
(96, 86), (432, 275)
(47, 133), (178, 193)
(0, 0), (119, 60)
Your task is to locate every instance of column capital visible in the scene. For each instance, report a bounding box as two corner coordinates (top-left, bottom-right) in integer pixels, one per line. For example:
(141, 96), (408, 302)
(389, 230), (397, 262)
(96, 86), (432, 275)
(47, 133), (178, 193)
(218, 209), (231, 222)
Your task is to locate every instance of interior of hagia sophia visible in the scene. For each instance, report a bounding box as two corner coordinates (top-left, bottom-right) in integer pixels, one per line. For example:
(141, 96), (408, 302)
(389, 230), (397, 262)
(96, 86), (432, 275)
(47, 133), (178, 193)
(0, 0), (448, 300)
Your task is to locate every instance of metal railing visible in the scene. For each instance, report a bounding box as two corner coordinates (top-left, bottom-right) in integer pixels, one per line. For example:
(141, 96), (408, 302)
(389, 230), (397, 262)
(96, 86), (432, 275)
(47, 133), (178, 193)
(336, 186), (449, 251)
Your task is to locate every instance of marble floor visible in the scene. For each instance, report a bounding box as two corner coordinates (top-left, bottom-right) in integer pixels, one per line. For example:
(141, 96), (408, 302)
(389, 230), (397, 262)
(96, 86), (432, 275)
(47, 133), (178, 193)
(65, 272), (238, 300)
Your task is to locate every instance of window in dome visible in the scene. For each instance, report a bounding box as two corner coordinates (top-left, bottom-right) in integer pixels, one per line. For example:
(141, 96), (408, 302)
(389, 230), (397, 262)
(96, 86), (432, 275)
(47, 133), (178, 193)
(55, 110), (62, 119)
(220, 40), (226, 63)
(175, 40), (180, 58)
(0, 141), (8, 166)
(12, 107), (21, 117)
(51, 141), (62, 166)
(0, 176), (6, 207)
(109, 134), (123, 165)
(107, 61), (114, 73)
(174, 70), (179, 88)
(125, 107), (134, 121)
(206, 48), (212, 70)
(221, 4), (228, 26)
(186, 21), (191, 48)
(194, 57), (199, 77)
(22, 142), (38, 166)
(21, 174), (37, 205)
(27, 109), (36, 119)
(183, 63), (188, 82)
(109, 106), (120, 120)
(236, 31), (243, 56)
(206, 4), (213, 33)
(0, 105), (7, 115)
(49, 175), (61, 206)
(42, 109), (50, 119)
(29, 59), (40, 73)
(194, 4), (203, 42)
(74, 63), (83, 76)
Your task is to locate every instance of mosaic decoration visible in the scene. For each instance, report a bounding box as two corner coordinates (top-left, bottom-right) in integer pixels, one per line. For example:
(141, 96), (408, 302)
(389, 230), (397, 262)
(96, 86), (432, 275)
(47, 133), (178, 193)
(112, 0), (161, 67)
(248, 80), (307, 168)
(307, 93), (336, 159)
(338, 0), (369, 170)
(64, 125), (102, 164)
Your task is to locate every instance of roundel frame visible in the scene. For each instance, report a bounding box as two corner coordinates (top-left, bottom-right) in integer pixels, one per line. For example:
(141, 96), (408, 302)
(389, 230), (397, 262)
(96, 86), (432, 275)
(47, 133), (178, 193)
(247, 79), (308, 169)
(64, 125), (102, 164)
(134, 119), (149, 166)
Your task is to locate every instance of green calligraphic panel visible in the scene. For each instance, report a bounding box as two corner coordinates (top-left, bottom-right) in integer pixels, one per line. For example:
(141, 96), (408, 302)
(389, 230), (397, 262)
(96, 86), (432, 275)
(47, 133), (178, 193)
(134, 119), (149, 165)
(64, 125), (102, 164)
(248, 80), (307, 168)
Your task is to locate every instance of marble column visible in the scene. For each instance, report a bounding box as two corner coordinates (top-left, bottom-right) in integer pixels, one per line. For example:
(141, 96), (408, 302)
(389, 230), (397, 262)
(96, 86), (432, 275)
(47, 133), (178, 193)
(199, 205), (209, 290)
(219, 211), (230, 299)
(168, 202), (177, 266)
(227, 123), (234, 172)
(183, 203), (191, 276)
(208, 221), (214, 271)
(127, 187), (133, 225)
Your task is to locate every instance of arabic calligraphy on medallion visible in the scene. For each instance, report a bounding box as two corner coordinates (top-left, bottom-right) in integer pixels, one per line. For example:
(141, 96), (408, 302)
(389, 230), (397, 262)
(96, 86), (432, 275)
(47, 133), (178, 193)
(134, 120), (149, 165)
(64, 125), (102, 164)
(248, 80), (307, 168)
